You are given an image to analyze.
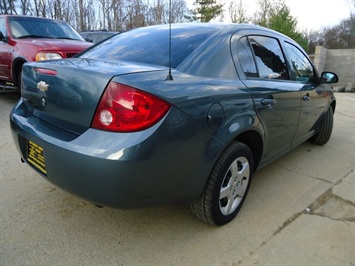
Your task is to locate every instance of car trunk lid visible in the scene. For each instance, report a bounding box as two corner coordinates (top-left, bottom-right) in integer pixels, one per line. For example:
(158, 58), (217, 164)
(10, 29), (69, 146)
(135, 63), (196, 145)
(21, 58), (165, 134)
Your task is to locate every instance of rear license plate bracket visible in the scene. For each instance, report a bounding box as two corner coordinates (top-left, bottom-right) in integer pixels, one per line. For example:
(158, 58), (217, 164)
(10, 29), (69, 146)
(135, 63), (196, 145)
(27, 140), (47, 175)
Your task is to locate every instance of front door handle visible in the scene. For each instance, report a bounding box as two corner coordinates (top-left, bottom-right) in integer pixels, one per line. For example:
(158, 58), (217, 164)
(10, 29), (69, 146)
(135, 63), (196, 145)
(302, 94), (311, 101)
(261, 97), (277, 107)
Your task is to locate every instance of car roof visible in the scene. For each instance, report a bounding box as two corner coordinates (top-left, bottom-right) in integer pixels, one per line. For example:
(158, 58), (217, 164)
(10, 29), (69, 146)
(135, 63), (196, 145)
(80, 30), (117, 33)
(130, 22), (291, 41)
(0, 14), (64, 23)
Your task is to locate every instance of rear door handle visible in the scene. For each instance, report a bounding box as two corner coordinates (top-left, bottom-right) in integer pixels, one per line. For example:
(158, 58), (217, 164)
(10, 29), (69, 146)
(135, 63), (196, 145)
(261, 97), (277, 107)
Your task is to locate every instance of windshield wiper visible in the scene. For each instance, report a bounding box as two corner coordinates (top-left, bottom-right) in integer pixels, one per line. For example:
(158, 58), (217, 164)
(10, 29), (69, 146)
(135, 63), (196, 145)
(56, 37), (80, 40)
(17, 35), (54, 39)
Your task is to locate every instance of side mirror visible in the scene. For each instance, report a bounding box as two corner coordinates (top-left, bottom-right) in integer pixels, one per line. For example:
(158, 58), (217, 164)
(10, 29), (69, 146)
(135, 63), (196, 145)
(0, 31), (7, 42)
(320, 72), (339, 84)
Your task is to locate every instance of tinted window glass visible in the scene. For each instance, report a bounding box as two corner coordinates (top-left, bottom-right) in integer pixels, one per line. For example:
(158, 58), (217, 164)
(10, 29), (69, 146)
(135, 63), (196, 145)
(0, 17), (6, 37)
(8, 16), (84, 41)
(237, 37), (258, 77)
(249, 36), (289, 80)
(80, 25), (215, 68)
(284, 42), (315, 83)
(90, 33), (100, 43)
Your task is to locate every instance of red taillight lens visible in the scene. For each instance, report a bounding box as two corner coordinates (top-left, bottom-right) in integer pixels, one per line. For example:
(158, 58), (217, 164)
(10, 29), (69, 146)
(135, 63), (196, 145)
(92, 82), (171, 132)
(34, 67), (57, 76)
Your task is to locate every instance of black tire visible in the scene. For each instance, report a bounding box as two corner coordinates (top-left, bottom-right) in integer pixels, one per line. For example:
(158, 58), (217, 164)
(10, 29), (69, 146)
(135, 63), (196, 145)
(190, 141), (253, 226)
(311, 108), (334, 145)
(17, 71), (22, 91)
(17, 72), (21, 88)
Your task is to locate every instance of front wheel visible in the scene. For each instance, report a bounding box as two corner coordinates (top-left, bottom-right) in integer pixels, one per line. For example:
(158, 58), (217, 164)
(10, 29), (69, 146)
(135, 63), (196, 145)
(311, 107), (334, 145)
(190, 141), (253, 226)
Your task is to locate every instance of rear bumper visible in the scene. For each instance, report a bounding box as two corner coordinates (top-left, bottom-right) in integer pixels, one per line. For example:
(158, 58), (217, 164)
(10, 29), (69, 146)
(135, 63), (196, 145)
(10, 99), (221, 208)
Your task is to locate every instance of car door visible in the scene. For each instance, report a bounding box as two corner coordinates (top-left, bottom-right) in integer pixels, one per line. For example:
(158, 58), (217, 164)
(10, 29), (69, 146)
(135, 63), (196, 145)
(233, 34), (301, 164)
(283, 42), (329, 146)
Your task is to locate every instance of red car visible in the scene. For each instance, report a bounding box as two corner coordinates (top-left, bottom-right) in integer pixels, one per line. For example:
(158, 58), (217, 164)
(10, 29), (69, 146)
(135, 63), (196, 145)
(0, 15), (92, 91)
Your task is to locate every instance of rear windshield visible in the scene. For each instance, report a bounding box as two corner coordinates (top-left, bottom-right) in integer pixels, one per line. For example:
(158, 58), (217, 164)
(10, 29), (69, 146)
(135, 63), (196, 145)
(79, 25), (216, 68)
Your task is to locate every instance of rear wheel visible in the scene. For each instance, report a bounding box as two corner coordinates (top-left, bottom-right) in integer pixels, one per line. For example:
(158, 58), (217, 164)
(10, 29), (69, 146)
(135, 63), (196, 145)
(311, 108), (334, 145)
(190, 141), (253, 226)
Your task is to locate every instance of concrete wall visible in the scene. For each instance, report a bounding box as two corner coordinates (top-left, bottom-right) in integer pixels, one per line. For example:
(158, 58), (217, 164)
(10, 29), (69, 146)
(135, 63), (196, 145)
(313, 46), (328, 74)
(313, 46), (355, 89)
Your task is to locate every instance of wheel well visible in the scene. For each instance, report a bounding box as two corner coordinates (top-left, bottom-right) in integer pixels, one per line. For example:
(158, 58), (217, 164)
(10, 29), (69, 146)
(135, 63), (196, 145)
(12, 59), (27, 86)
(235, 130), (263, 171)
(330, 100), (336, 113)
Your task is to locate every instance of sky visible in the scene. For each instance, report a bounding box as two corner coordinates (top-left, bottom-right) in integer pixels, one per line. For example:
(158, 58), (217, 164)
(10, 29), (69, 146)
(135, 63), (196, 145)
(186, 0), (354, 31)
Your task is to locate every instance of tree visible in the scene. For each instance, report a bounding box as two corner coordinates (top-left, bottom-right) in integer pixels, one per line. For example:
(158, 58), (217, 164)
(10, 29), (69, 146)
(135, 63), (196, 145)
(229, 0), (248, 24)
(252, 0), (308, 51)
(307, 14), (355, 53)
(19, 0), (32, 15)
(306, 30), (323, 54)
(3, 0), (189, 32)
(193, 0), (223, 22)
(1, 0), (18, 14)
(253, 0), (274, 27)
(33, 0), (47, 17)
(169, 0), (187, 23)
(268, 3), (308, 50)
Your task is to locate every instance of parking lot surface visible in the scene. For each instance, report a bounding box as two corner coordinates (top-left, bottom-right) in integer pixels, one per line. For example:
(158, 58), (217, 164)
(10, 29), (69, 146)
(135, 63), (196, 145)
(1, 92), (354, 265)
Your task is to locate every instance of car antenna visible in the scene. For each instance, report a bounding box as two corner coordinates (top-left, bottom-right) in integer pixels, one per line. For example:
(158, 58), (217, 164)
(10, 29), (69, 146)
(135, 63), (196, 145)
(166, 0), (173, 81)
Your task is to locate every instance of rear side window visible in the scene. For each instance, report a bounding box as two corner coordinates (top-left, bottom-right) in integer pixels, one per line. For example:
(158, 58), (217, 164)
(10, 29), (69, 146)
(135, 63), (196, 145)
(237, 37), (258, 77)
(249, 36), (289, 80)
(284, 42), (315, 83)
(237, 36), (289, 80)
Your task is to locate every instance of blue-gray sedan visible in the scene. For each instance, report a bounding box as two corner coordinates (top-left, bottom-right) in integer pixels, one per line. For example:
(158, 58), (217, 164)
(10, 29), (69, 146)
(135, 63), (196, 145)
(10, 23), (338, 225)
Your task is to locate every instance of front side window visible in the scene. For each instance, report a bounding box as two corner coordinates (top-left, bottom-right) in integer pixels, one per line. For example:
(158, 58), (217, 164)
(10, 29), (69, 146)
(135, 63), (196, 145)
(249, 36), (289, 80)
(0, 17), (6, 37)
(284, 42), (315, 83)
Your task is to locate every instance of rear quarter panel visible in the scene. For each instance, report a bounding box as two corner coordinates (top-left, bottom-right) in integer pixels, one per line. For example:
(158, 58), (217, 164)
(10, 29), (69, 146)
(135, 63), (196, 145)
(112, 70), (264, 162)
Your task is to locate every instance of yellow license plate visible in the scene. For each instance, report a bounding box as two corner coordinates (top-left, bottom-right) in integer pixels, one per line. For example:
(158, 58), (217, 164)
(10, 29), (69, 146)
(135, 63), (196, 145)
(27, 140), (47, 175)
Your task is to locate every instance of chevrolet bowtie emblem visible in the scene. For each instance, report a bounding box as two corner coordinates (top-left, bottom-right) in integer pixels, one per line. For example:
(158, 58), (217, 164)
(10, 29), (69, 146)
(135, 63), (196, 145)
(37, 81), (49, 92)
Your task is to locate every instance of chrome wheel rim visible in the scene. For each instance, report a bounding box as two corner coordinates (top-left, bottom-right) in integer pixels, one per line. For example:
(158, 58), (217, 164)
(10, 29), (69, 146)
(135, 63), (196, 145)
(219, 156), (250, 216)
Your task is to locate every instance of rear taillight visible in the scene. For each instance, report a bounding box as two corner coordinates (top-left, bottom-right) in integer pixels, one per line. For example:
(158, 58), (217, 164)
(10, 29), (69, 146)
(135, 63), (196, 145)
(92, 82), (171, 132)
(34, 67), (57, 76)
